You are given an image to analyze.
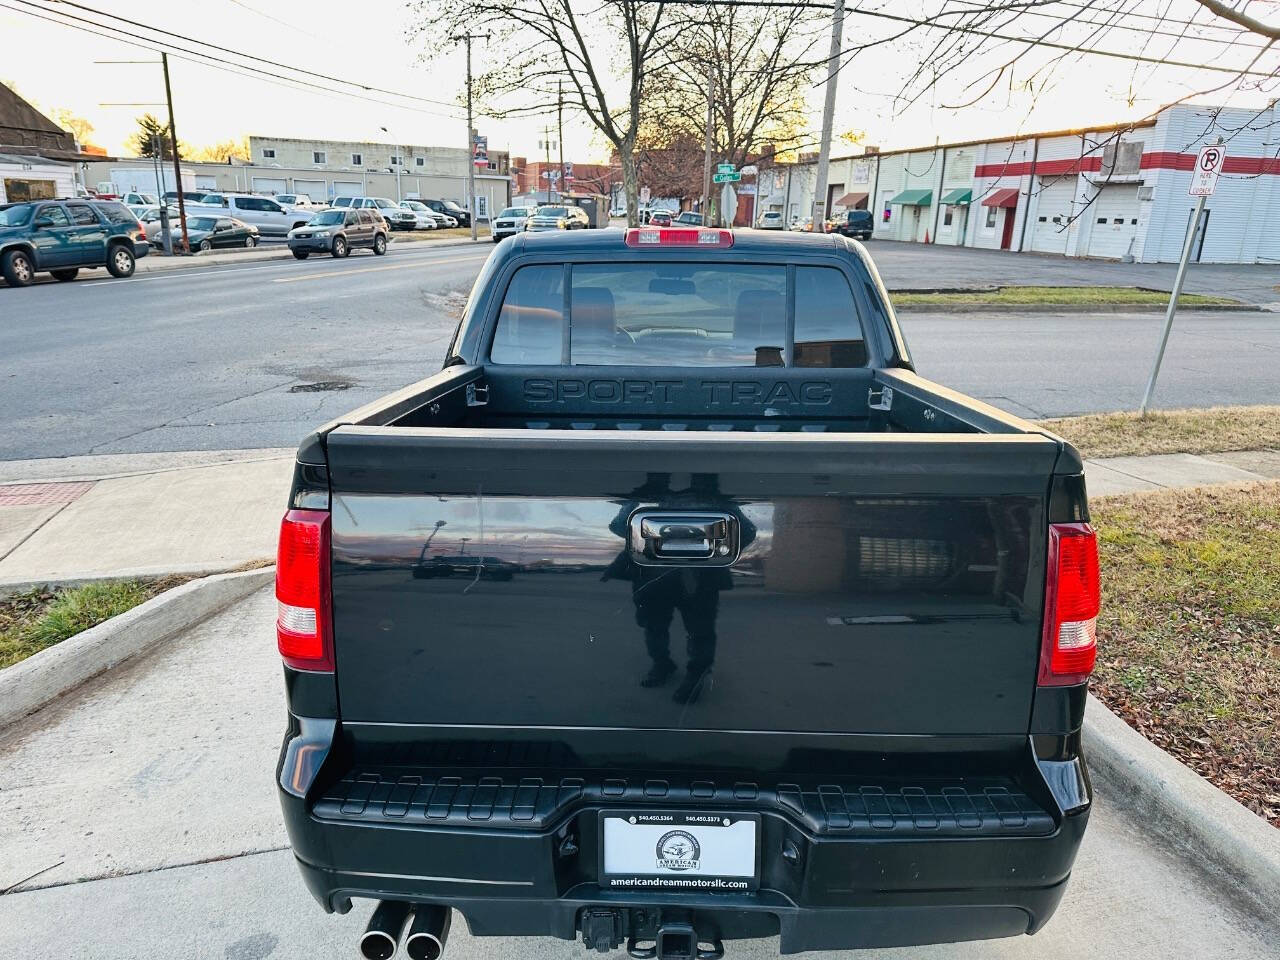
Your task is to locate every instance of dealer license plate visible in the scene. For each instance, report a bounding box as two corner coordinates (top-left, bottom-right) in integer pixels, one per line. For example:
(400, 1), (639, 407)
(599, 811), (759, 891)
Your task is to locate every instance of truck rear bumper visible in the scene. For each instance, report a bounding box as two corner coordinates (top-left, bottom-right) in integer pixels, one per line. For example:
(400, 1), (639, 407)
(277, 736), (1090, 952)
(291, 853), (1074, 952)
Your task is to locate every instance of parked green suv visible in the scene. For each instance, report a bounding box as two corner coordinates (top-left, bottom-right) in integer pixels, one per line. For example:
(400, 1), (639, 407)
(0, 199), (149, 287)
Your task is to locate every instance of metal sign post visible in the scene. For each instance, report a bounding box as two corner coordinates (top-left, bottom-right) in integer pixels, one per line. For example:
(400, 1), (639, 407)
(1139, 141), (1223, 415)
(721, 184), (738, 227)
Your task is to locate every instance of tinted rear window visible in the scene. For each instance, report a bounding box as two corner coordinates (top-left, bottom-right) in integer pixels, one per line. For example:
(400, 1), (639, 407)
(94, 201), (136, 224)
(490, 263), (865, 368)
(793, 267), (867, 367)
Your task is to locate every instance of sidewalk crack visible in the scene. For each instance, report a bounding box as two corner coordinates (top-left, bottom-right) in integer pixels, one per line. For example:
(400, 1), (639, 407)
(0, 494), (84, 564)
(0, 846), (290, 896)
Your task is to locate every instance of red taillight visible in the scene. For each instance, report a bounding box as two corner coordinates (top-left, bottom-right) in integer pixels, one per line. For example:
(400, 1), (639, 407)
(624, 227), (734, 248)
(1039, 522), (1099, 686)
(276, 509), (334, 672)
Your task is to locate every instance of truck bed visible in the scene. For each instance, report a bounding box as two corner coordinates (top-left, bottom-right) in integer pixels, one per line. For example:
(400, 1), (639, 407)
(275, 229), (1093, 955)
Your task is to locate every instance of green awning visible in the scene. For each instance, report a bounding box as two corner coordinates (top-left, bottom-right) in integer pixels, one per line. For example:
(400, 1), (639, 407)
(940, 188), (972, 204)
(889, 189), (932, 206)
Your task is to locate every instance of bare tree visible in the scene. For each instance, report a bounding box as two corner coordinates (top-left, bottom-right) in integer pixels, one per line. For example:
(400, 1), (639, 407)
(410, 0), (676, 225)
(644, 3), (824, 171)
(830, 0), (1280, 231)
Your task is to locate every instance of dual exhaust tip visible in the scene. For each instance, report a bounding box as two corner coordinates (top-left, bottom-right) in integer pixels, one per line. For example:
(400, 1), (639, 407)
(359, 901), (451, 960)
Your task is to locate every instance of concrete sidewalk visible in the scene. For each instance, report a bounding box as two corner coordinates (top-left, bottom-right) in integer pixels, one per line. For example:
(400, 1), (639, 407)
(0, 446), (1277, 588)
(1, 587), (1276, 957)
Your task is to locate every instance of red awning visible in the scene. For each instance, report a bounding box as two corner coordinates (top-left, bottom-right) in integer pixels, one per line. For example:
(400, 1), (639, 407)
(982, 188), (1020, 208)
(834, 192), (868, 208)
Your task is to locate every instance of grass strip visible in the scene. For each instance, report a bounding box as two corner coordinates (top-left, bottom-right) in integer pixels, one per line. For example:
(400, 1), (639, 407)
(1092, 482), (1280, 826)
(0, 577), (186, 670)
(1042, 405), (1280, 458)
(893, 285), (1235, 306)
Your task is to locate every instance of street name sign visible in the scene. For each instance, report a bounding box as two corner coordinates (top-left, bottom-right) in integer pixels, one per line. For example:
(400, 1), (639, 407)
(713, 172), (742, 183)
(716, 163), (734, 174)
(1188, 145), (1224, 196)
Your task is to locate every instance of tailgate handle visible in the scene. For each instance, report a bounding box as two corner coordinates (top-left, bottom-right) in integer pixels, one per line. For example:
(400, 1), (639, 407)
(630, 512), (739, 565)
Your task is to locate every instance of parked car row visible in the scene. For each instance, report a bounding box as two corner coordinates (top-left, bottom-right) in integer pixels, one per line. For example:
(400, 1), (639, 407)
(522, 205), (592, 232)
(1, 198), (149, 287)
(780, 210), (873, 238)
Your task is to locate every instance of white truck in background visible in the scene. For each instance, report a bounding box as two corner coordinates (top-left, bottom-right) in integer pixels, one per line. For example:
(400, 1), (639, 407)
(96, 166), (196, 199)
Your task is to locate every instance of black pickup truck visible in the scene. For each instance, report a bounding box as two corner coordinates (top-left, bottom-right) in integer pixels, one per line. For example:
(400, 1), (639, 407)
(274, 227), (1098, 960)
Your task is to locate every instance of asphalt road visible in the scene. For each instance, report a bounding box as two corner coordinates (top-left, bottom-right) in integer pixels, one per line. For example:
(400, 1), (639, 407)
(1, 589), (1276, 959)
(2, 239), (1278, 460)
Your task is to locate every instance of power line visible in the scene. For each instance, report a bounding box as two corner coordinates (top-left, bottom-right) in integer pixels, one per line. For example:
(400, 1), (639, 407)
(945, 0), (1272, 49)
(9, 0), (468, 118)
(6, 0), (465, 120)
(663, 0), (1277, 76)
(32, 0), (466, 112)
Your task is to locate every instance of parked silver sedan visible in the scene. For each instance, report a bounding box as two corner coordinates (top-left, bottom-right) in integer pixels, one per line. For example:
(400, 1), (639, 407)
(399, 200), (439, 230)
(138, 206), (181, 246)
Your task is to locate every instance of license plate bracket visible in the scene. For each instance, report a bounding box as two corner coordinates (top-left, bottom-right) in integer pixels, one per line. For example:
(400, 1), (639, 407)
(598, 811), (760, 891)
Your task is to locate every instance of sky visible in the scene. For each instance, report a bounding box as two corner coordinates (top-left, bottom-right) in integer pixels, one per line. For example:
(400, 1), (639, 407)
(2, 0), (1276, 166)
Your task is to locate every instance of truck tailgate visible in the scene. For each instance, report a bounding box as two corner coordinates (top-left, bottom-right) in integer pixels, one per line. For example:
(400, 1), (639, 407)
(325, 428), (1059, 738)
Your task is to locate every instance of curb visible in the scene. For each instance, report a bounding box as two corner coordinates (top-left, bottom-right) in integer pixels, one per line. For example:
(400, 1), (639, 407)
(0, 567), (273, 729)
(0, 561), (272, 598)
(892, 301), (1261, 313)
(1084, 693), (1280, 913)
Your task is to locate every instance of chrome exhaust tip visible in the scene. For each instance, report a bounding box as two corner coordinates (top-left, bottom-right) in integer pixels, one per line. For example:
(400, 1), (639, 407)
(404, 905), (451, 960)
(360, 901), (411, 960)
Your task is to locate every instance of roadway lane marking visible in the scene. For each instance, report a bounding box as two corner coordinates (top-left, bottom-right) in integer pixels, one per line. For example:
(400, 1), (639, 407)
(270, 258), (480, 283)
(76, 249), (488, 287)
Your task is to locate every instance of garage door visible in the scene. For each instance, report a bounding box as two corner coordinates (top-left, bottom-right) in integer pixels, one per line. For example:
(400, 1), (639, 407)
(251, 176), (288, 195)
(332, 181), (362, 198)
(293, 178), (327, 203)
(195, 175), (218, 190)
(1029, 176), (1077, 254)
(1086, 185), (1140, 259)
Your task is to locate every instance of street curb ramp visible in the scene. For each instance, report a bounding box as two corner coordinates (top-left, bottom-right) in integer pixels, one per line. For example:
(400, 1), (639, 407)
(0, 568), (272, 729)
(1084, 693), (1280, 913)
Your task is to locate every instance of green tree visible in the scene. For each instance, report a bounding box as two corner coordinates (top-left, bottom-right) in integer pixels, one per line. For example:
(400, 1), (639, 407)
(130, 113), (180, 160)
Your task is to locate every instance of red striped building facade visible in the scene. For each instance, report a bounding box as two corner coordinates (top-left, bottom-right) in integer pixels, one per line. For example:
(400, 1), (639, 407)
(757, 103), (1279, 263)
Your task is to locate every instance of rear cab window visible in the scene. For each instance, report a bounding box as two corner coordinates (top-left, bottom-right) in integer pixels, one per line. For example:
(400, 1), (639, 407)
(490, 261), (866, 368)
(93, 202), (135, 225)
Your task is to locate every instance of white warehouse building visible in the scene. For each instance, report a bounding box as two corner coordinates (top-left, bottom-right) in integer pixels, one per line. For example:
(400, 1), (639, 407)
(757, 101), (1279, 264)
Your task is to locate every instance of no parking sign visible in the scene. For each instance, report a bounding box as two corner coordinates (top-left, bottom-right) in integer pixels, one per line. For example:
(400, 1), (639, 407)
(1188, 145), (1224, 196)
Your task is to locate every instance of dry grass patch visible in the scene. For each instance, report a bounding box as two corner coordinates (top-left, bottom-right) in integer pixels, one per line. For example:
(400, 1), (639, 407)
(1091, 482), (1280, 825)
(402, 226), (490, 241)
(1042, 405), (1280, 459)
(0, 576), (189, 669)
(892, 285), (1235, 306)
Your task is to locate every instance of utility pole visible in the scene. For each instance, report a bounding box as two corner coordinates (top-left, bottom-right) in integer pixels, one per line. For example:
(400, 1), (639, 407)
(160, 54), (189, 253)
(812, 0), (844, 231)
(151, 135), (173, 256)
(451, 33), (486, 242)
(396, 144), (403, 203)
(380, 126), (403, 202)
(557, 79), (566, 202)
(544, 126), (553, 204)
(161, 53), (189, 253)
(701, 61), (714, 226)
